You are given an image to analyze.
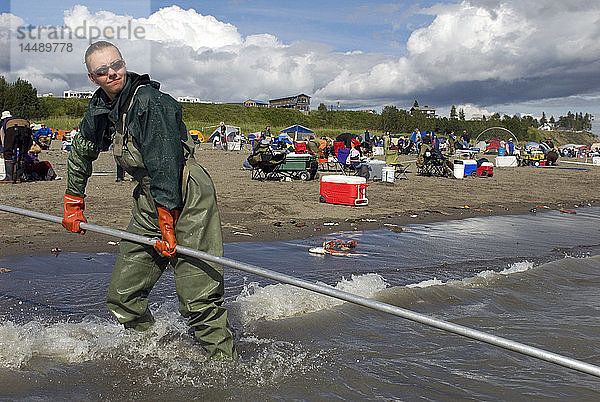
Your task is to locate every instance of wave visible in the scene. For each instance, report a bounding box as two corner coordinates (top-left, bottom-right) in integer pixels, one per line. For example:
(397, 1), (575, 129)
(406, 260), (535, 289)
(230, 273), (388, 325)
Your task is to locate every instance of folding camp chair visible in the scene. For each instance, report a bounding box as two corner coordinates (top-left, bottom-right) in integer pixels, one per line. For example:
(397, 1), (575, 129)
(318, 158), (331, 171)
(417, 154), (451, 177)
(391, 162), (410, 180)
(335, 148), (352, 175)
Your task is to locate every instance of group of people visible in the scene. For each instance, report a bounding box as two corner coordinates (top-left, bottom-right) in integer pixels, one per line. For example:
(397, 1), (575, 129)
(0, 111), (56, 182)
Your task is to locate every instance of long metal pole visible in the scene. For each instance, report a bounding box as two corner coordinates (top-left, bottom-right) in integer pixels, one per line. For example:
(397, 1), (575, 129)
(1, 203), (599, 378)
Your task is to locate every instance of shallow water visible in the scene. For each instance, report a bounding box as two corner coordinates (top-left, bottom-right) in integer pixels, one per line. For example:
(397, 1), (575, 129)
(1, 208), (600, 399)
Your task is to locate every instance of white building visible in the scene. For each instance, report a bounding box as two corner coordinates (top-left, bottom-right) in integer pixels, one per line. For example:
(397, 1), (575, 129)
(63, 90), (94, 99)
(177, 96), (212, 104)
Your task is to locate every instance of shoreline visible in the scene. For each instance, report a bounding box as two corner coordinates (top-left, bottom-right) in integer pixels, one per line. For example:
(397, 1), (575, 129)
(1, 142), (599, 259)
(0, 200), (594, 258)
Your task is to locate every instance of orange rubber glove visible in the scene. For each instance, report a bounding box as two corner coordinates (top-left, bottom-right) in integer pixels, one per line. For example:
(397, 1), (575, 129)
(153, 207), (181, 258)
(62, 194), (87, 234)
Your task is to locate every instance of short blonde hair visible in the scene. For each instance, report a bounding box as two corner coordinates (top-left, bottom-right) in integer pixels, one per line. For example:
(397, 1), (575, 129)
(84, 41), (123, 72)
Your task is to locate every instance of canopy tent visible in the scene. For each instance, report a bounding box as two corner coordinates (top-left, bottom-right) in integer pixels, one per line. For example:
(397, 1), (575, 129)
(474, 127), (519, 147)
(280, 124), (315, 141)
(590, 142), (600, 151)
(475, 140), (487, 150)
(208, 125), (241, 143)
(247, 132), (262, 141)
(526, 142), (540, 150)
(485, 138), (503, 153)
(335, 132), (359, 148)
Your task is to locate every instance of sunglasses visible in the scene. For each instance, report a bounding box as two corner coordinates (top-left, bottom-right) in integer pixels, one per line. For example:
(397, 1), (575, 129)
(91, 59), (126, 77)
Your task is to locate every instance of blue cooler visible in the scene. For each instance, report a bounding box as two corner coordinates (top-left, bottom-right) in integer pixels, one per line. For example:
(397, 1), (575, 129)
(463, 159), (477, 177)
(498, 146), (506, 156)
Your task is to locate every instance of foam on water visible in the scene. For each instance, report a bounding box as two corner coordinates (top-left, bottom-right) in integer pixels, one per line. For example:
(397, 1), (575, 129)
(407, 260), (535, 289)
(0, 300), (327, 389)
(232, 273), (388, 325)
(0, 302), (195, 369)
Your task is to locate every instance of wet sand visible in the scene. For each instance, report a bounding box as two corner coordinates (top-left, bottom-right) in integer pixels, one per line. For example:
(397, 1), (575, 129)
(1, 141), (598, 257)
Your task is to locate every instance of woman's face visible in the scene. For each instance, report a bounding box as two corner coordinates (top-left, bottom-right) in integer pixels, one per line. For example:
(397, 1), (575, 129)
(87, 46), (127, 100)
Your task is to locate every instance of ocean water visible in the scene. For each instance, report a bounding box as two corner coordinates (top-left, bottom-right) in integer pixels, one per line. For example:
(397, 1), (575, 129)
(1, 208), (600, 400)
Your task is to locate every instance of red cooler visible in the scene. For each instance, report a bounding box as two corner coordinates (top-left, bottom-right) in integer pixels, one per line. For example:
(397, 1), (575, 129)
(475, 162), (494, 177)
(320, 175), (368, 206)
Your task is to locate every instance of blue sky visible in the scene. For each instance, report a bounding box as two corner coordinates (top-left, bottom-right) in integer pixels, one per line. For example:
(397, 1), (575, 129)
(1, 0), (600, 132)
(160, 0), (440, 55)
(2, 0), (444, 54)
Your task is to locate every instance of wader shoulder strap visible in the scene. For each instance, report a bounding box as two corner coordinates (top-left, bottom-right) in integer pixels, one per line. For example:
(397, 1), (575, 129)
(113, 85), (145, 158)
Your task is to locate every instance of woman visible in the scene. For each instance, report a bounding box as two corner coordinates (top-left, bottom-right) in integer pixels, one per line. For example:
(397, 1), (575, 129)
(61, 41), (236, 360)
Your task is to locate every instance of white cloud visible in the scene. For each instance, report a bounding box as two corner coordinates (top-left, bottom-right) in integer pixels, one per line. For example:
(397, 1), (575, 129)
(316, 1), (600, 106)
(456, 104), (492, 120)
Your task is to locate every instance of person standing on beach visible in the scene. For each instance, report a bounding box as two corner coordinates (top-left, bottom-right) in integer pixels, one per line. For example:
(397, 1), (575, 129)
(61, 41), (236, 360)
(219, 121), (227, 149)
(263, 125), (271, 140)
(460, 130), (470, 149)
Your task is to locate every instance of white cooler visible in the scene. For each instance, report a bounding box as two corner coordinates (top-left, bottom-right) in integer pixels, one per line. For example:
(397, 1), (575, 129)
(495, 155), (518, 167)
(0, 157), (4, 180)
(453, 160), (465, 179)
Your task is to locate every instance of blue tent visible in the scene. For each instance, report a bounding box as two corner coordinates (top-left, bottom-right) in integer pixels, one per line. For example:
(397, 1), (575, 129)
(280, 124), (315, 141)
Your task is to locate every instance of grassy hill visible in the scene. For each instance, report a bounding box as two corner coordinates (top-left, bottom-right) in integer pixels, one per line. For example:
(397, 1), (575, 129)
(38, 97), (597, 146)
(525, 127), (597, 145)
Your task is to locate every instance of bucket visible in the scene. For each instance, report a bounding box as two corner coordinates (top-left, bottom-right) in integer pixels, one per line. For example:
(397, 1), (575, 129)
(593, 156), (600, 166)
(453, 160), (464, 179)
(382, 166), (395, 183)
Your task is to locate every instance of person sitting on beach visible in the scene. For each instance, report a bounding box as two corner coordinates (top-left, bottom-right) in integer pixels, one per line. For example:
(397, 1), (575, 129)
(307, 135), (320, 155)
(318, 137), (330, 158)
(346, 144), (366, 168)
(23, 143), (56, 181)
(417, 135), (453, 176)
(34, 123), (53, 149)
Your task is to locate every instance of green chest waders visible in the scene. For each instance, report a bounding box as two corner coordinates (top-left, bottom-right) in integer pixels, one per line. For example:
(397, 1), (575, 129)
(105, 87), (237, 360)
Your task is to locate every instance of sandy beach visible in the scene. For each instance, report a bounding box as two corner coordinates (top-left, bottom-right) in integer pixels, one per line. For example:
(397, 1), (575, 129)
(1, 141), (598, 257)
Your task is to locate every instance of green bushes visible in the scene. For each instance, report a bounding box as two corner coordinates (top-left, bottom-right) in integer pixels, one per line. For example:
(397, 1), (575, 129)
(2, 86), (594, 145)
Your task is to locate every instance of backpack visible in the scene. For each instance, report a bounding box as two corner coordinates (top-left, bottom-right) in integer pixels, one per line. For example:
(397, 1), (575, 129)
(3, 118), (33, 161)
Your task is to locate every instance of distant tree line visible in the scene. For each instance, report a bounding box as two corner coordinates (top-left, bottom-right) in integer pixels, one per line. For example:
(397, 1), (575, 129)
(379, 103), (594, 141)
(0, 76), (594, 141)
(0, 76), (45, 119)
